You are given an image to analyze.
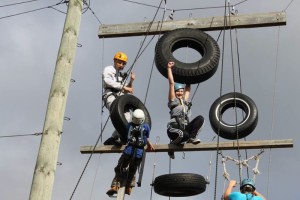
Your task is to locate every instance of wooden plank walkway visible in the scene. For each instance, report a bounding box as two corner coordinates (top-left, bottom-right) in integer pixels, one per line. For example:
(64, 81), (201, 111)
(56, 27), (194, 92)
(80, 139), (293, 154)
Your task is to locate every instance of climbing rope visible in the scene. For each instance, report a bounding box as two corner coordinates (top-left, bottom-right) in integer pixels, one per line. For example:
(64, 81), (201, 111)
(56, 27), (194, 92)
(149, 136), (160, 200)
(124, 0), (167, 77)
(71, 0), (169, 198)
(267, 19), (282, 200)
(88, 154), (102, 200)
(213, 1), (228, 199)
(69, 117), (110, 199)
(228, 2), (243, 184)
(205, 135), (217, 197)
(213, 0), (269, 198)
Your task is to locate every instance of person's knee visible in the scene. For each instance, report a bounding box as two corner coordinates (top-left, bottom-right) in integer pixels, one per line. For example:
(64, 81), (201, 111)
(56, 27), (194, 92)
(106, 95), (116, 109)
(124, 111), (132, 122)
(196, 115), (204, 123)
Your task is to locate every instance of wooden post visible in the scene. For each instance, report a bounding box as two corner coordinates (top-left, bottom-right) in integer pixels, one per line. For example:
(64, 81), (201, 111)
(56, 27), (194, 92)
(29, 0), (83, 199)
(116, 179), (126, 200)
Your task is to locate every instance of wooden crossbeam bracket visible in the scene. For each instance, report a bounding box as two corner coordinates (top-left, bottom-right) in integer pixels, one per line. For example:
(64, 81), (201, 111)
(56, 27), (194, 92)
(80, 139), (293, 154)
(98, 11), (286, 38)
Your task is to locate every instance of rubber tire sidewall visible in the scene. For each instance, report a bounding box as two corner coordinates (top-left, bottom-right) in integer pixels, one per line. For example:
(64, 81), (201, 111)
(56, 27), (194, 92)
(153, 173), (206, 197)
(110, 94), (151, 140)
(209, 92), (258, 140)
(155, 28), (220, 84)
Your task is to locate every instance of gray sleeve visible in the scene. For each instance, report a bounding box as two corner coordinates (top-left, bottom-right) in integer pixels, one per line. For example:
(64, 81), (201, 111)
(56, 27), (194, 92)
(103, 66), (123, 90)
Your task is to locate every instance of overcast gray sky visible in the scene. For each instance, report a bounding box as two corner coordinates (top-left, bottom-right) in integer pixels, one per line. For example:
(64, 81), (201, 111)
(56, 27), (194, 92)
(0, 0), (299, 199)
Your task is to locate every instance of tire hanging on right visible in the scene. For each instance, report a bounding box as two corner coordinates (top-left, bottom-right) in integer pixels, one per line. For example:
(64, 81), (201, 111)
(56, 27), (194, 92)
(209, 92), (258, 140)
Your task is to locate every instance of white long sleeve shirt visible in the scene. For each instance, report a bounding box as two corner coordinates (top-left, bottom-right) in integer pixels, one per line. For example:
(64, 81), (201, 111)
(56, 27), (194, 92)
(102, 65), (124, 95)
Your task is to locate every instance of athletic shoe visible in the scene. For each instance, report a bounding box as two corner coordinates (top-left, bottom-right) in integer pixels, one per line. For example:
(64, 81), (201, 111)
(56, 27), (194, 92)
(103, 137), (116, 145)
(187, 138), (201, 144)
(106, 186), (118, 196)
(125, 187), (132, 195)
(103, 137), (122, 146)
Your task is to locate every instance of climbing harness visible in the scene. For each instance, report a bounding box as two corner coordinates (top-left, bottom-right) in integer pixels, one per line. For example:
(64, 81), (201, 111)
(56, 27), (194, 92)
(127, 125), (146, 147)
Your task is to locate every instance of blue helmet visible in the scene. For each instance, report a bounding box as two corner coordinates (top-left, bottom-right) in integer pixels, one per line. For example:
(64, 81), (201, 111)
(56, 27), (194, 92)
(174, 83), (185, 91)
(240, 178), (256, 190)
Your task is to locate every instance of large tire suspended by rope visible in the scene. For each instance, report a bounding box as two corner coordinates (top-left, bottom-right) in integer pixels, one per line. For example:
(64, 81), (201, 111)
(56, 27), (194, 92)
(209, 92), (258, 140)
(110, 94), (151, 140)
(155, 28), (220, 84)
(153, 173), (206, 197)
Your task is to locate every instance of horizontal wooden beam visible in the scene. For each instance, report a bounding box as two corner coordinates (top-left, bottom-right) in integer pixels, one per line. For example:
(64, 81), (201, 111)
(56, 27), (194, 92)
(80, 139), (293, 154)
(98, 11), (286, 38)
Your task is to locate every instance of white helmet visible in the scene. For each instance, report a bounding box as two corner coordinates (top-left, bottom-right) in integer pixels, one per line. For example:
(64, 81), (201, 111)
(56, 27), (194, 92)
(132, 109), (145, 125)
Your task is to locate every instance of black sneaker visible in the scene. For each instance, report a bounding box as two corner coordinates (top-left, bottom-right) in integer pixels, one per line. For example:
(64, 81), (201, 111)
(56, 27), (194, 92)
(114, 138), (123, 146)
(168, 151), (175, 159)
(106, 188), (118, 196)
(104, 137), (115, 145)
(104, 137), (122, 146)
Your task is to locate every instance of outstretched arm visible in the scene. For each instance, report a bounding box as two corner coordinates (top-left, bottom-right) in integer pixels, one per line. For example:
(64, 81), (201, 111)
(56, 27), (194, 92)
(126, 71), (135, 87)
(146, 139), (155, 151)
(224, 180), (237, 200)
(184, 84), (191, 101)
(123, 71), (135, 94)
(167, 61), (176, 101)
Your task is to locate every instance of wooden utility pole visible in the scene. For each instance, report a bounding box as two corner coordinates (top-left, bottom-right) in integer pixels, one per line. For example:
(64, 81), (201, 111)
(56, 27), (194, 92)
(29, 0), (83, 199)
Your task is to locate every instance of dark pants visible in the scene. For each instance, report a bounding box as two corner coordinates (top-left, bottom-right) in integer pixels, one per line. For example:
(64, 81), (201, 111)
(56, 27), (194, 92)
(111, 152), (142, 187)
(167, 115), (204, 144)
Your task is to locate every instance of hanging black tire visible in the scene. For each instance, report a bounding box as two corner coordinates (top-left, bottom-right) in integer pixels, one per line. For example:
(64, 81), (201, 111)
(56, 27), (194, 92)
(209, 92), (258, 140)
(155, 28), (220, 84)
(110, 94), (151, 141)
(153, 173), (206, 197)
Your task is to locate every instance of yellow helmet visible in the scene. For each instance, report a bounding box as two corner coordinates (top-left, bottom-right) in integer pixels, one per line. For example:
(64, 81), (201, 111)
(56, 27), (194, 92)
(114, 52), (128, 63)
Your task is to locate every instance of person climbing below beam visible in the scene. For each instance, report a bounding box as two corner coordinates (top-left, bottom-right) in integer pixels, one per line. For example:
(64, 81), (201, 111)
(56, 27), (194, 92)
(102, 51), (135, 145)
(223, 179), (266, 200)
(106, 109), (155, 196)
(166, 61), (205, 159)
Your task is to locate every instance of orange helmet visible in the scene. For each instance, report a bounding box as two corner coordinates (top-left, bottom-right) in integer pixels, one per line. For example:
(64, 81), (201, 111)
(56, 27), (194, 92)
(114, 52), (128, 63)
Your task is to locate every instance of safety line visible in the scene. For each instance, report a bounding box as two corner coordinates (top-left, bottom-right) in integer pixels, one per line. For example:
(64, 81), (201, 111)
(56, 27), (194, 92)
(213, 1), (228, 199)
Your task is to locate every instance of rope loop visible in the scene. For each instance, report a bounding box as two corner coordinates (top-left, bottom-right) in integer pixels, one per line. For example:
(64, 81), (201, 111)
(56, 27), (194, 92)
(219, 150), (265, 183)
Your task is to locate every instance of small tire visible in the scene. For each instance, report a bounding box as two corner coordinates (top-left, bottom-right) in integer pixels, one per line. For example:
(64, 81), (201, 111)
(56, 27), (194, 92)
(155, 28), (220, 84)
(110, 94), (151, 139)
(153, 173), (206, 197)
(209, 92), (258, 140)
